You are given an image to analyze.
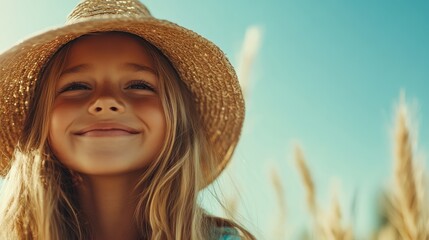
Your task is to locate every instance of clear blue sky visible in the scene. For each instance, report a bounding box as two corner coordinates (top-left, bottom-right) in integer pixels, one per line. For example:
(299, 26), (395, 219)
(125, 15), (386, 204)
(2, 1), (429, 239)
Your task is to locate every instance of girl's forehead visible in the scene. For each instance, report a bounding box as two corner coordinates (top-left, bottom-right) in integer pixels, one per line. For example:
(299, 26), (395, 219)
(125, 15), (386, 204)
(69, 33), (147, 53)
(64, 33), (154, 67)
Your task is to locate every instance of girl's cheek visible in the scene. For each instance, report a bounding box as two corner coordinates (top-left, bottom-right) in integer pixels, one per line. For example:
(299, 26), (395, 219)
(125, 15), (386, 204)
(130, 97), (162, 111)
(131, 97), (165, 121)
(53, 95), (90, 108)
(51, 99), (88, 123)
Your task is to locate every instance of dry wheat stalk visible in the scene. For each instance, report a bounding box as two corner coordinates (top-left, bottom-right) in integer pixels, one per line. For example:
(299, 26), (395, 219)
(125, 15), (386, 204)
(392, 95), (419, 239)
(378, 93), (429, 240)
(294, 145), (317, 217)
(377, 224), (400, 240)
(294, 144), (323, 239)
(294, 144), (353, 240)
(270, 167), (287, 239)
(294, 144), (325, 239)
(325, 182), (353, 240)
(237, 25), (262, 96)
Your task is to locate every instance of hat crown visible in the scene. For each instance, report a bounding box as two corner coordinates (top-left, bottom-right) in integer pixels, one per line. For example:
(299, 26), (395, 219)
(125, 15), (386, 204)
(67, 0), (152, 23)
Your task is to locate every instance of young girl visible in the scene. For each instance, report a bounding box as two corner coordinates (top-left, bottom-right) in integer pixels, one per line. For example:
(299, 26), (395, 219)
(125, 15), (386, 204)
(0, 0), (254, 239)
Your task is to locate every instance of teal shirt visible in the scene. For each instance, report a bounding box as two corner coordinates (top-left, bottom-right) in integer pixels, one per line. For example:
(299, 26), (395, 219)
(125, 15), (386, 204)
(212, 226), (241, 240)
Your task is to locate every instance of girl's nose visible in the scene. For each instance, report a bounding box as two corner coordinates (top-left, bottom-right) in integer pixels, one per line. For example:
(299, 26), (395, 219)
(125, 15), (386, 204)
(88, 98), (125, 115)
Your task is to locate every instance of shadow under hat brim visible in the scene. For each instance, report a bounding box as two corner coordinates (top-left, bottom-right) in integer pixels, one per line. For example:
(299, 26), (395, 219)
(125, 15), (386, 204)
(0, 16), (245, 187)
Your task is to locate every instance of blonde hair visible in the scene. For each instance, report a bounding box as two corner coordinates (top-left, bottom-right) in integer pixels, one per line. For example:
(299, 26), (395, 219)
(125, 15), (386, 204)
(0, 31), (255, 240)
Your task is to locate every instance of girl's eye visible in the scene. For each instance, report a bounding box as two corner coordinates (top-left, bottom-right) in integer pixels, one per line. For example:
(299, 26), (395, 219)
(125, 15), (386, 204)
(125, 80), (156, 92)
(58, 82), (91, 93)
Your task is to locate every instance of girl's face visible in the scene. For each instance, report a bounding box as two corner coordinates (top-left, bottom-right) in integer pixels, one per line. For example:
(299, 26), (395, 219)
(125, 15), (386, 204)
(49, 33), (166, 176)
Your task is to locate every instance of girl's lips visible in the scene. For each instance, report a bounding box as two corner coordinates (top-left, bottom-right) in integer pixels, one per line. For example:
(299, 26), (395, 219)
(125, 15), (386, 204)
(74, 122), (141, 136)
(79, 129), (138, 137)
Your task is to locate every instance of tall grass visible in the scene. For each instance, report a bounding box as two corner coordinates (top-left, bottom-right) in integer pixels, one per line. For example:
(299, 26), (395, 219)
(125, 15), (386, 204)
(294, 93), (429, 239)
(294, 144), (353, 240)
(270, 167), (287, 239)
(376, 94), (429, 240)
(233, 33), (429, 237)
(237, 25), (262, 96)
(262, 93), (428, 239)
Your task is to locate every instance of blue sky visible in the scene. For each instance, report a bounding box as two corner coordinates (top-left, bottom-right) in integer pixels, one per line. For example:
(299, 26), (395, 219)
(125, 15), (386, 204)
(2, 1), (429, 239)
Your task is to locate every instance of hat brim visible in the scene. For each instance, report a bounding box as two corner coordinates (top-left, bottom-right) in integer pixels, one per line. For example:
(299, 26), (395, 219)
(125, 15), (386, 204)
(0, 17), (245, 187)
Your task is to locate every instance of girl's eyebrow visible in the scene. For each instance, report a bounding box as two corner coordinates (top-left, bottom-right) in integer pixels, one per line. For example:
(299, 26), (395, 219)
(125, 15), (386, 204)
(122, 63), (156, 74)
(61, 64), (90, 76)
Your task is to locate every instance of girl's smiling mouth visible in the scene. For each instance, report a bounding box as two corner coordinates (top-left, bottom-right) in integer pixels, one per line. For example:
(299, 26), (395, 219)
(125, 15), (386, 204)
(74, 122), (141, 136)
(78, 129), (139, 137)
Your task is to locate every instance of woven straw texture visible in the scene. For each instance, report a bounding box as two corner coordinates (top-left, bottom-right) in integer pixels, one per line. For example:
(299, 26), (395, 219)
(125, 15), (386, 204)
(0, 0), (244, 185)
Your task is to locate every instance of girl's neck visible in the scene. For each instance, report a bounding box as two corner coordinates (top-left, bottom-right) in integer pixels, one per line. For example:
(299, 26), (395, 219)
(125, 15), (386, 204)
(77, 173), (141, 240)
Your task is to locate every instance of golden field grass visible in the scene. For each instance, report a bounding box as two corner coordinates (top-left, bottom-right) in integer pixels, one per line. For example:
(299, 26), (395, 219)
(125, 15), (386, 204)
(288, 93), (428, 240)
(222, 92), (429, 240)
(228, 27), (429, 240)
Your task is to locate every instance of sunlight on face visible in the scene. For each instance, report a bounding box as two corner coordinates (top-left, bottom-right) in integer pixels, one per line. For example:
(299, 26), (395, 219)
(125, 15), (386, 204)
(49, 33), (166, 176)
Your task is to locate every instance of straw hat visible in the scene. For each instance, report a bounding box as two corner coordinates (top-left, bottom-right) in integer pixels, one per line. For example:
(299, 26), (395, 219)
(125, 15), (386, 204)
(0, 0), (244, 186)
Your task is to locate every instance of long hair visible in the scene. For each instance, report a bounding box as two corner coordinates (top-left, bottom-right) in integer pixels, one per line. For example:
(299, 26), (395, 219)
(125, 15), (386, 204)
(0, 32), (255, 240)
